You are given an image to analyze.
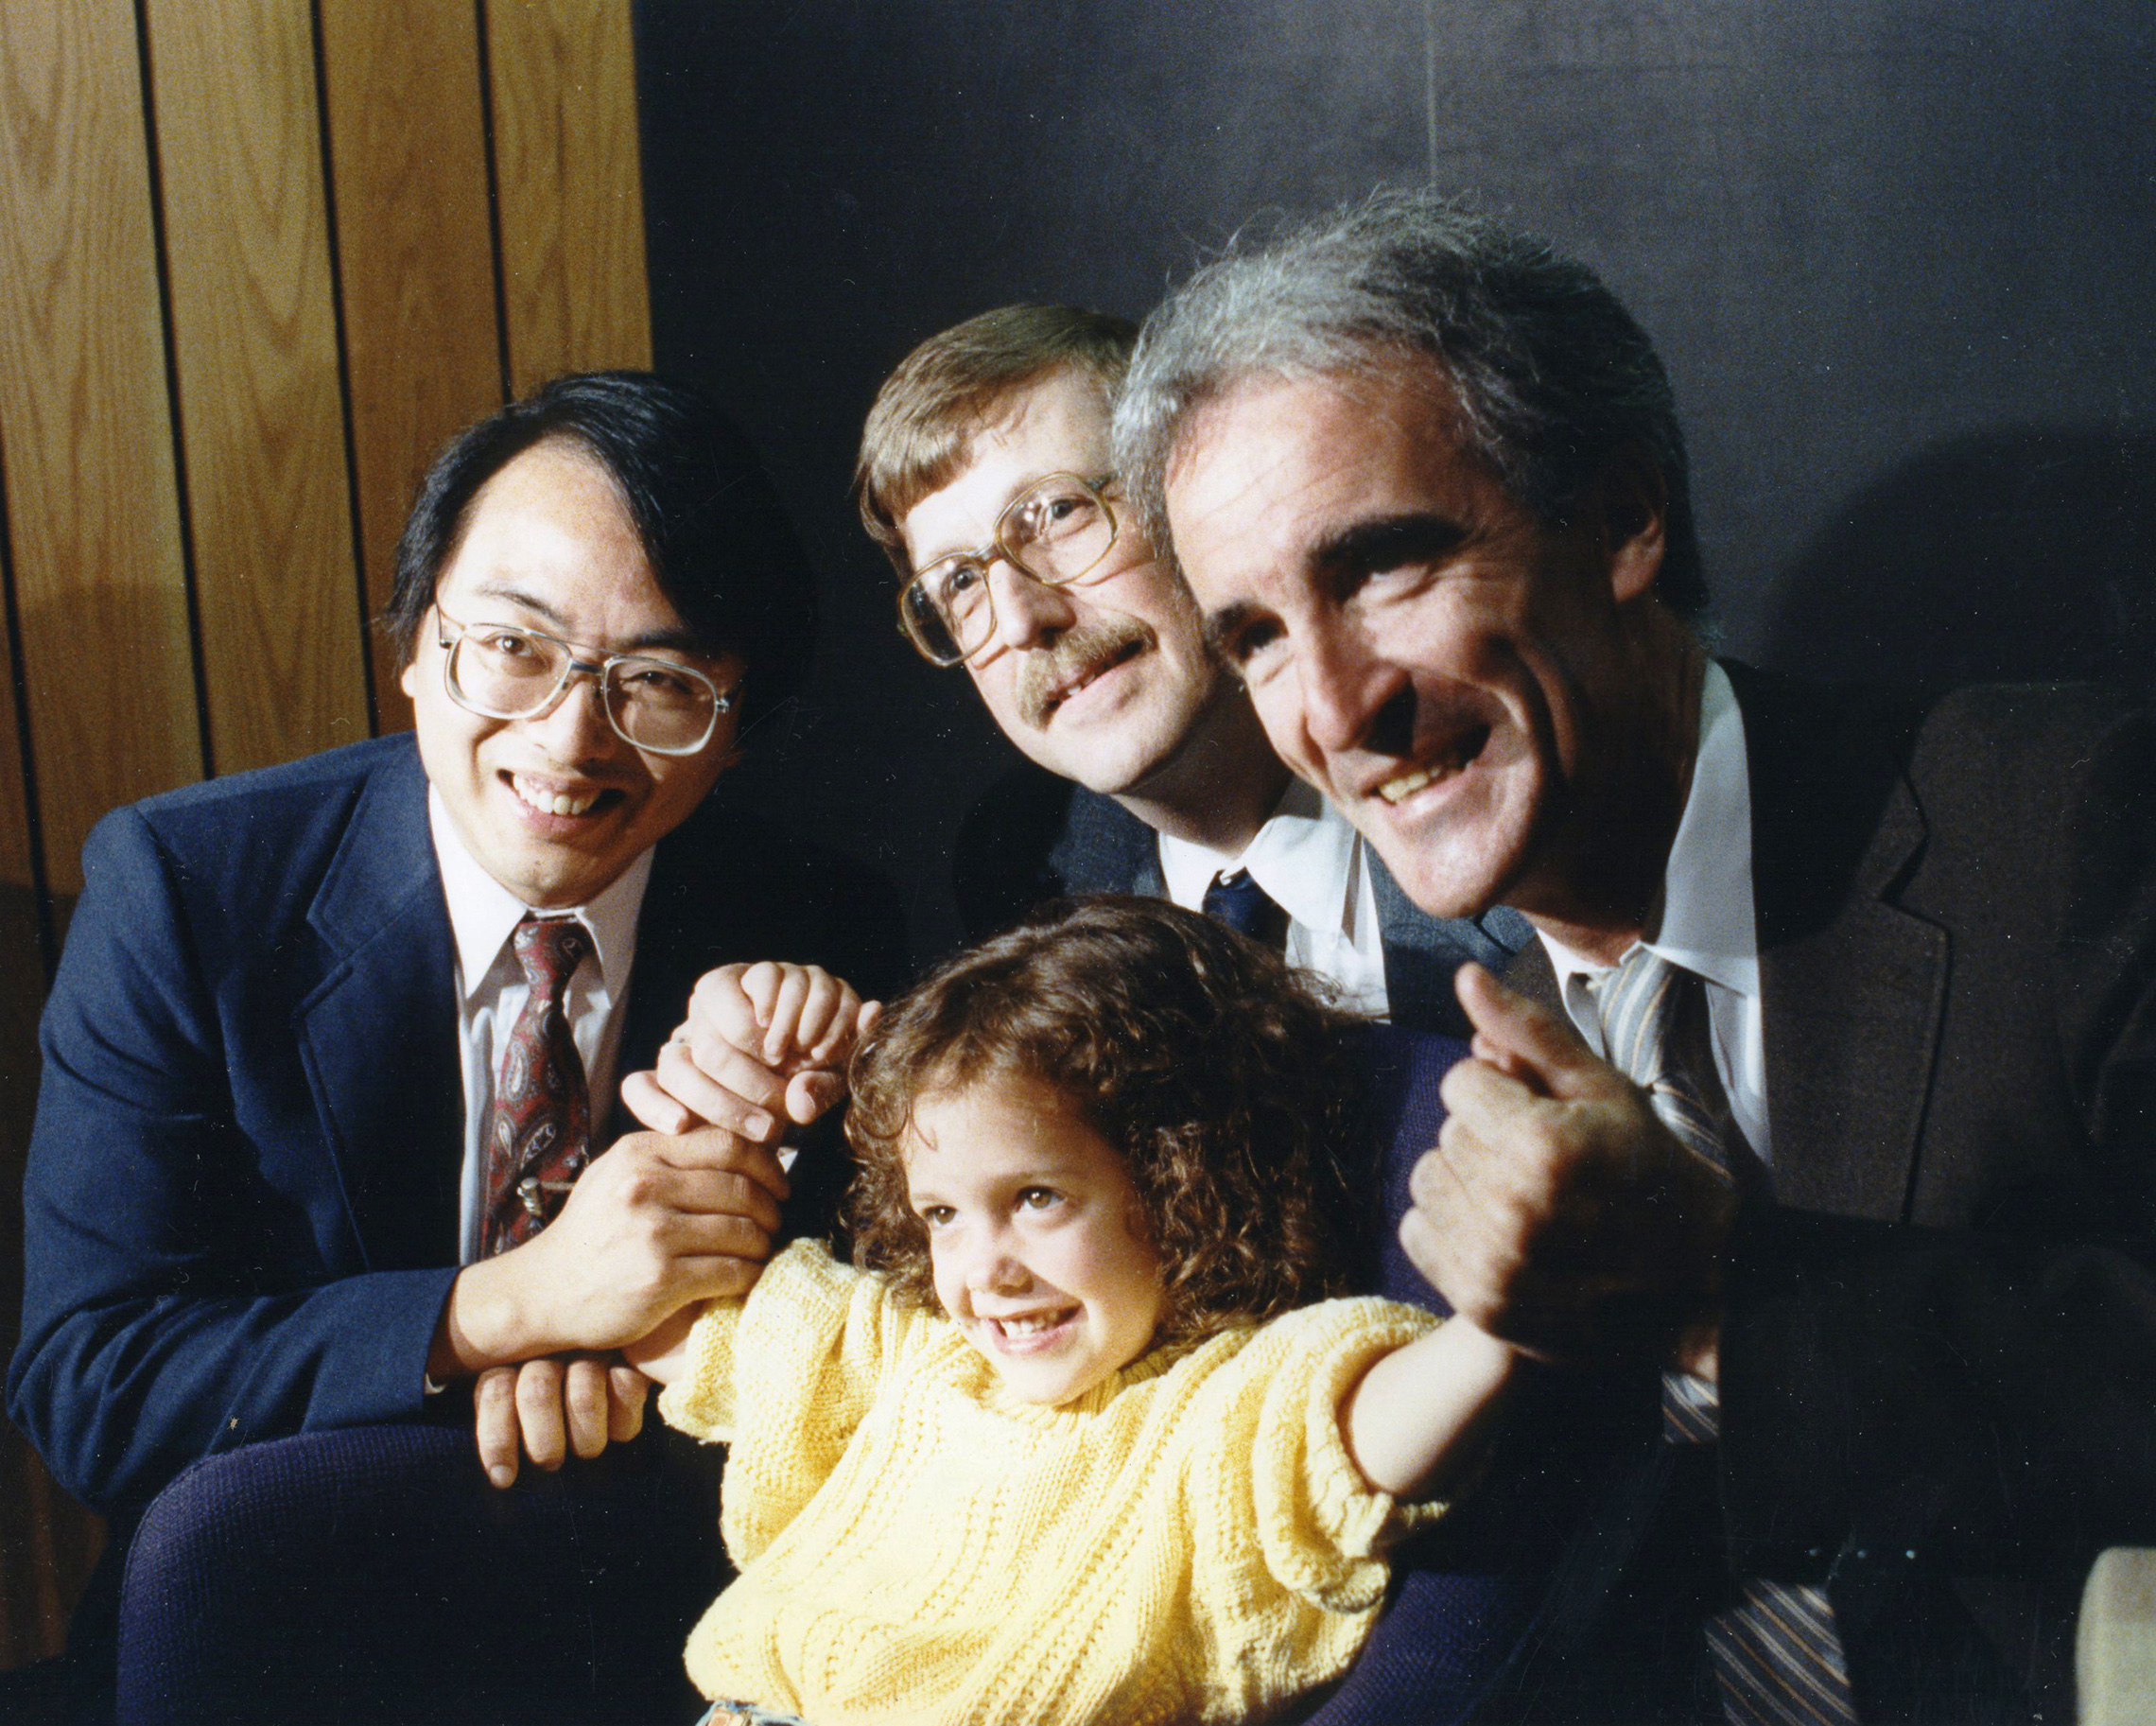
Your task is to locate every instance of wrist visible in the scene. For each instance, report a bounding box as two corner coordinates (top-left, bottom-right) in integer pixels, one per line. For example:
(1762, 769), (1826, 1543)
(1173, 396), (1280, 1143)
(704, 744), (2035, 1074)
(431, 1252), (550, 1378)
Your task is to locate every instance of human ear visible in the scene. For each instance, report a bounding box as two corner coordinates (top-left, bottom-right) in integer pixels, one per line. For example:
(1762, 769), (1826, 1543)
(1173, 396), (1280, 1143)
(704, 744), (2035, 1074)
(1589, 446), (1668, 605)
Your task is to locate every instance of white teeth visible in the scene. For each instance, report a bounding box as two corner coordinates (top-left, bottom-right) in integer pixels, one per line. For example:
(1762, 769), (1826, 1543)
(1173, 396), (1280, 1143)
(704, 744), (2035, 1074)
(1378, 764), (1445, 804)
(994, 1311), (1069, 1336)
(512, 775), (599, 817)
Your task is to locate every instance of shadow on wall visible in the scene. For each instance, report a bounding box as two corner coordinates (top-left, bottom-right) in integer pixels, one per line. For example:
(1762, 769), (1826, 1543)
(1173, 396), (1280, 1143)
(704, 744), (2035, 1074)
(1754, 427), (2156, 692)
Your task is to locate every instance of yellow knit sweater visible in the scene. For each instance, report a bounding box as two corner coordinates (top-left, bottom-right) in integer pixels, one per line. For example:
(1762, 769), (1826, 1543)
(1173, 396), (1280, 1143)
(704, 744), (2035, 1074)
(657, 1238), (1444, 1725)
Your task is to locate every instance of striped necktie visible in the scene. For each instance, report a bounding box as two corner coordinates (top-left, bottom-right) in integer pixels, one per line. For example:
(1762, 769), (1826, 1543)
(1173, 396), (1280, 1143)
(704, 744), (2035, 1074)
(1591, 945), (1859, 1726)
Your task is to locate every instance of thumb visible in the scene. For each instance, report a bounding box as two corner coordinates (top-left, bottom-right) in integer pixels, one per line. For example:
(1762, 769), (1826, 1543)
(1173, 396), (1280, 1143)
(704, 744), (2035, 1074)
(1454, 962), (1606, 1100)
(783, 1069), (846, 1126)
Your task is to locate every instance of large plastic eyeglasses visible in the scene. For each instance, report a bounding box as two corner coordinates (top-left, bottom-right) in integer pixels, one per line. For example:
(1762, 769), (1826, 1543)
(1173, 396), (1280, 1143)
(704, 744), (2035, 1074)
(897, 472), (1120, 666)
(434, 608), (735, 756)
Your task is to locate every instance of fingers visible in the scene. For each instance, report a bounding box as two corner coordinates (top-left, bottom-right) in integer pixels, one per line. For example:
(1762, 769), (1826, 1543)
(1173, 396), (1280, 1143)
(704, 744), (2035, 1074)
(609, 1363), (651, 1442)
(655, 1125), (793, 1210)
(563, 1355), (612, 1460)
(782, 1069), (846, 1127)
(513, 1357), (568, 1473)
(742, 962), (862, 1066)
(1454, 963), (1603, 1099)
(475, 1365), (522, 1488)
(652, 1038), (782, 1142)
(477, 1355), (648, 1487)
(619, 1068), (697, 1135)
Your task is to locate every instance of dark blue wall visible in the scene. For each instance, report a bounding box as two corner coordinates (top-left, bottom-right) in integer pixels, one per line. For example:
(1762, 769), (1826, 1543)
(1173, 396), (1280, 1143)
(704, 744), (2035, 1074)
(634, 0), (2156, 961)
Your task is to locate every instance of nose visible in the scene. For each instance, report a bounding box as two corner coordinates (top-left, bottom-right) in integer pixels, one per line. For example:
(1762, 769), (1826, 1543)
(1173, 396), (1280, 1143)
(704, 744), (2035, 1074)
(962, 1229), (1033, 1297)
(985, 558), (1075, 654)
(525, 662), (619, 758)
(1296, 617), (1408, 757)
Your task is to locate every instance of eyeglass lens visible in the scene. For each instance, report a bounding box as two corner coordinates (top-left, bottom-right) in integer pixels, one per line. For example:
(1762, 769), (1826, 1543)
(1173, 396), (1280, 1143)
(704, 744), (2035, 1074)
(446, 626), (718, 752)
(911, 475), (1115, 662)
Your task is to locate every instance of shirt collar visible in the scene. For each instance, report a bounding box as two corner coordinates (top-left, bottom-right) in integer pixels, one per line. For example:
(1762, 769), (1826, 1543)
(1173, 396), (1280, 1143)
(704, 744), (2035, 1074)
(1157, 778), (1359, 938)
(426, 787), (653, 1002)
(1539, 659), (1759, 999)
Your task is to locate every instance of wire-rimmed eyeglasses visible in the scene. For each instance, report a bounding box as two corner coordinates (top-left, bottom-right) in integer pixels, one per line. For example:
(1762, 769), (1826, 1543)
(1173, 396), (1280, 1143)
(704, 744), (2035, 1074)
(897, 472), (1121, 666)
(434, 607), (736, 756)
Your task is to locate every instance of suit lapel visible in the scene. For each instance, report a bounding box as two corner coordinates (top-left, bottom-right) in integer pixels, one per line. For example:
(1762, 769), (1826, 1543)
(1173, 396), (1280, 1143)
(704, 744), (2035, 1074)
(1730, 664), (1947, 1221)
(1055, 788), (1165, 898)
(295, 746), (464, 1270)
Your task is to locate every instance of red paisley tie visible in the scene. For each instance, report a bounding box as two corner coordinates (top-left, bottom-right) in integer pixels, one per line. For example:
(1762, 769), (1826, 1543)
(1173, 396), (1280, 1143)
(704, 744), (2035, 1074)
(479, 915), (592, 1256)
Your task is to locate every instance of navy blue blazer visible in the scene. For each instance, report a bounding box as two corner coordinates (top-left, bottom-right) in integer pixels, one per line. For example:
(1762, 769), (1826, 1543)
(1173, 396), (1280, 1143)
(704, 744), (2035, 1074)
(953, 762), (1529, 1036)
(8, 735), (904, 1511)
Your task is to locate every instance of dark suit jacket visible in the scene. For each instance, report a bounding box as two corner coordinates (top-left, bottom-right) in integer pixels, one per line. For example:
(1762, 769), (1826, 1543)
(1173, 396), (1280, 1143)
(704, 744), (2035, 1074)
(1506, 667), (2156, 1722)
(954, 761), (1530, 1036)
(7, 734), (905, 1512)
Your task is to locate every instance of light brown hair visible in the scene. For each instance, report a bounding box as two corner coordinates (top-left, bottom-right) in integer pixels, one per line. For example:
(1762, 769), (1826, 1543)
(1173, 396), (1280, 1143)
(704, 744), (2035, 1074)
(852, 305), (1138, 574)
(845, 897), (1368, 1344)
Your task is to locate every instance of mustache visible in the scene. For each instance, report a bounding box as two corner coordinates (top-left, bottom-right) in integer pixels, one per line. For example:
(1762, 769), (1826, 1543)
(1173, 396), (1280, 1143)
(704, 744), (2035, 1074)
(1014, 617), (1151, 729)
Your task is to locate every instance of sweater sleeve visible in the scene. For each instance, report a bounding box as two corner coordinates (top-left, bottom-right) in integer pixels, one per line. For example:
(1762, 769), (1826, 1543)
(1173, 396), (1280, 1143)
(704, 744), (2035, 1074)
(657, 1238), (925, 1563)
(1195, 1297), (1446, 1617)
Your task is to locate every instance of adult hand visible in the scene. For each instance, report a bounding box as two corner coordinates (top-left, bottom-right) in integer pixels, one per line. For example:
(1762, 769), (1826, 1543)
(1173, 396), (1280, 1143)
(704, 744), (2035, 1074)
(473, 1353), (649, 1489)
(620, 962), (878, 1142)
(432, 1125), (789, 1376)
(1401, 964), (1734, 1375)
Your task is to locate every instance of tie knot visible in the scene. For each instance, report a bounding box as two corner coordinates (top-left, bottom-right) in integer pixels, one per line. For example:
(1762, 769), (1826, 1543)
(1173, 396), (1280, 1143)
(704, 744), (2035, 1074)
(1590, 945), (1683, 1086)
(512, 915), (588, 994)
(1201, 869), (1283, 942)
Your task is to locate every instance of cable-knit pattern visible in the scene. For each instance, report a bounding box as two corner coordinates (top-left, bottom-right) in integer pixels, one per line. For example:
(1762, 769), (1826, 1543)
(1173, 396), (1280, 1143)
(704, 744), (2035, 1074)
(660, 1239), (1443, 1724)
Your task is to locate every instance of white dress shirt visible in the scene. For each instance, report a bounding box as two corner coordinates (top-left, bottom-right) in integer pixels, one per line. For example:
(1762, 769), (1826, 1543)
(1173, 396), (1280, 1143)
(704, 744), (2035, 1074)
(1536, 662), (1772, 1164)
(1157, 778), (1392, 1020)
(427, 788), (653, 1262)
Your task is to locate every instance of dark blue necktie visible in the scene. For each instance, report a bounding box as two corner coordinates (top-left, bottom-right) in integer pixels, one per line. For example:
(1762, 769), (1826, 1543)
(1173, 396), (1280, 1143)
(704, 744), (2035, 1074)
(1200, 869), (1289, 950)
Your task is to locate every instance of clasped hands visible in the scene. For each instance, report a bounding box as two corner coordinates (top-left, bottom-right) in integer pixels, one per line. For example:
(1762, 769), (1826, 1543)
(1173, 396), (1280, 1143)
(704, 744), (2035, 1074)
(444, 955), (1733, 1481)
(1406, 964), (1735, 1379)
(437, 963), (876, 1485)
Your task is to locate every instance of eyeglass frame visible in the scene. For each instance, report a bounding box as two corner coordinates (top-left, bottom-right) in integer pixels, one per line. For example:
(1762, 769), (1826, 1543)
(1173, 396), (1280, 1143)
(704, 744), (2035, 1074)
(431, 604), (739, 757)
(895, 471), (1123, 667)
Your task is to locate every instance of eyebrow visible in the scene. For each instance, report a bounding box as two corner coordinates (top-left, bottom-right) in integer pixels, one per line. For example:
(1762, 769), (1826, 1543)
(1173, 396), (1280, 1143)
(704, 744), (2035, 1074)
(1308, 512), (1471, 585)
(1201, 511), (1473, 654)
(463, 583), (711, 658)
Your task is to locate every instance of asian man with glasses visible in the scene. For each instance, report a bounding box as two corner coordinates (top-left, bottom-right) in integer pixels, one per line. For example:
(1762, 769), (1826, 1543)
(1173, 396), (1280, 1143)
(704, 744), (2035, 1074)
(9, 373), (904, 1547)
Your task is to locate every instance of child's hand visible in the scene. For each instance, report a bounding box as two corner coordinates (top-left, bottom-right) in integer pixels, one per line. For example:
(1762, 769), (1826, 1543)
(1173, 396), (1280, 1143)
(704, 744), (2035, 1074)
(620, 962), (879, 1143)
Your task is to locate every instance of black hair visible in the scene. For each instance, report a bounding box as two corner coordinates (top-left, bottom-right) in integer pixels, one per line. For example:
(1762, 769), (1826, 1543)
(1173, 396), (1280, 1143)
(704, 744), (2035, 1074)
(382, 371), (815, 725)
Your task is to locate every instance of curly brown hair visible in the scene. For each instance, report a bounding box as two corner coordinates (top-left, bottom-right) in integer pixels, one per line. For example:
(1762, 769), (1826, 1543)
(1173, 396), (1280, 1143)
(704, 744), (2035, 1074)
(845, 897), (1370, 1343)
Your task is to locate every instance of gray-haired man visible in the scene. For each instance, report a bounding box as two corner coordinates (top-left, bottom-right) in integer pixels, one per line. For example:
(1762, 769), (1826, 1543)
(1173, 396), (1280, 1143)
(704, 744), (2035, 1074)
(1115, 190), (2156, 1722)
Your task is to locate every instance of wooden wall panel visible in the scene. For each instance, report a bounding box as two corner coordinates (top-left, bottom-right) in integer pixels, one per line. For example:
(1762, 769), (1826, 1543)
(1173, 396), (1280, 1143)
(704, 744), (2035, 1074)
(486, 0), (653, 393)
(143, 0), (370, 775)
(0, 0), (201, 897)
(319, 0), (506, 736)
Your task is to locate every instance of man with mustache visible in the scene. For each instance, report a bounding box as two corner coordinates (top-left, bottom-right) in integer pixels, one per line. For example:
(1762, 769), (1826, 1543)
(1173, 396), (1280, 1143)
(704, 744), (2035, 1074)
(874, 305), (1527, 1023)
(1113, 190), (2156, 1722)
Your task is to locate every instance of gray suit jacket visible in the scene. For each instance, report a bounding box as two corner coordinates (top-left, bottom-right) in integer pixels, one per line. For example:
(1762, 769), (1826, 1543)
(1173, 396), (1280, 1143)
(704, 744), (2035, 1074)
(954, 761), (1530, 1037)
(1504, 665), (2156, 1721)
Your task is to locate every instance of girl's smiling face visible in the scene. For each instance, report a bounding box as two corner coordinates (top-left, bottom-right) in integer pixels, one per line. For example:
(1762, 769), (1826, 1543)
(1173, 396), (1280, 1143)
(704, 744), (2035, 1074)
(904, 1071), (1167, 1405)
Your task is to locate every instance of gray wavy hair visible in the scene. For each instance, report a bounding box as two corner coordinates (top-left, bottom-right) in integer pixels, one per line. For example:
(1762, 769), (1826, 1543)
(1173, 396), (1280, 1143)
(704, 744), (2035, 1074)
(1111, 190), (1706, 618)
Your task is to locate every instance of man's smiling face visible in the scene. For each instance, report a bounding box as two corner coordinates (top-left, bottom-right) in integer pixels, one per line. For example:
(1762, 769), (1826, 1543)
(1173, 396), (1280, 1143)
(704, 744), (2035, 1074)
(899, 367), (1229, 798)
(1162, 363), (1661, 923)
(401, 439), (741, 910)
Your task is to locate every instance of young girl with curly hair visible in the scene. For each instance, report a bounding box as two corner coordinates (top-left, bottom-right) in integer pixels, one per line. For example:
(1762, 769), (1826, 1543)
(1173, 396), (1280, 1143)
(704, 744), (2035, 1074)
(629, 897), (1518, 1726)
